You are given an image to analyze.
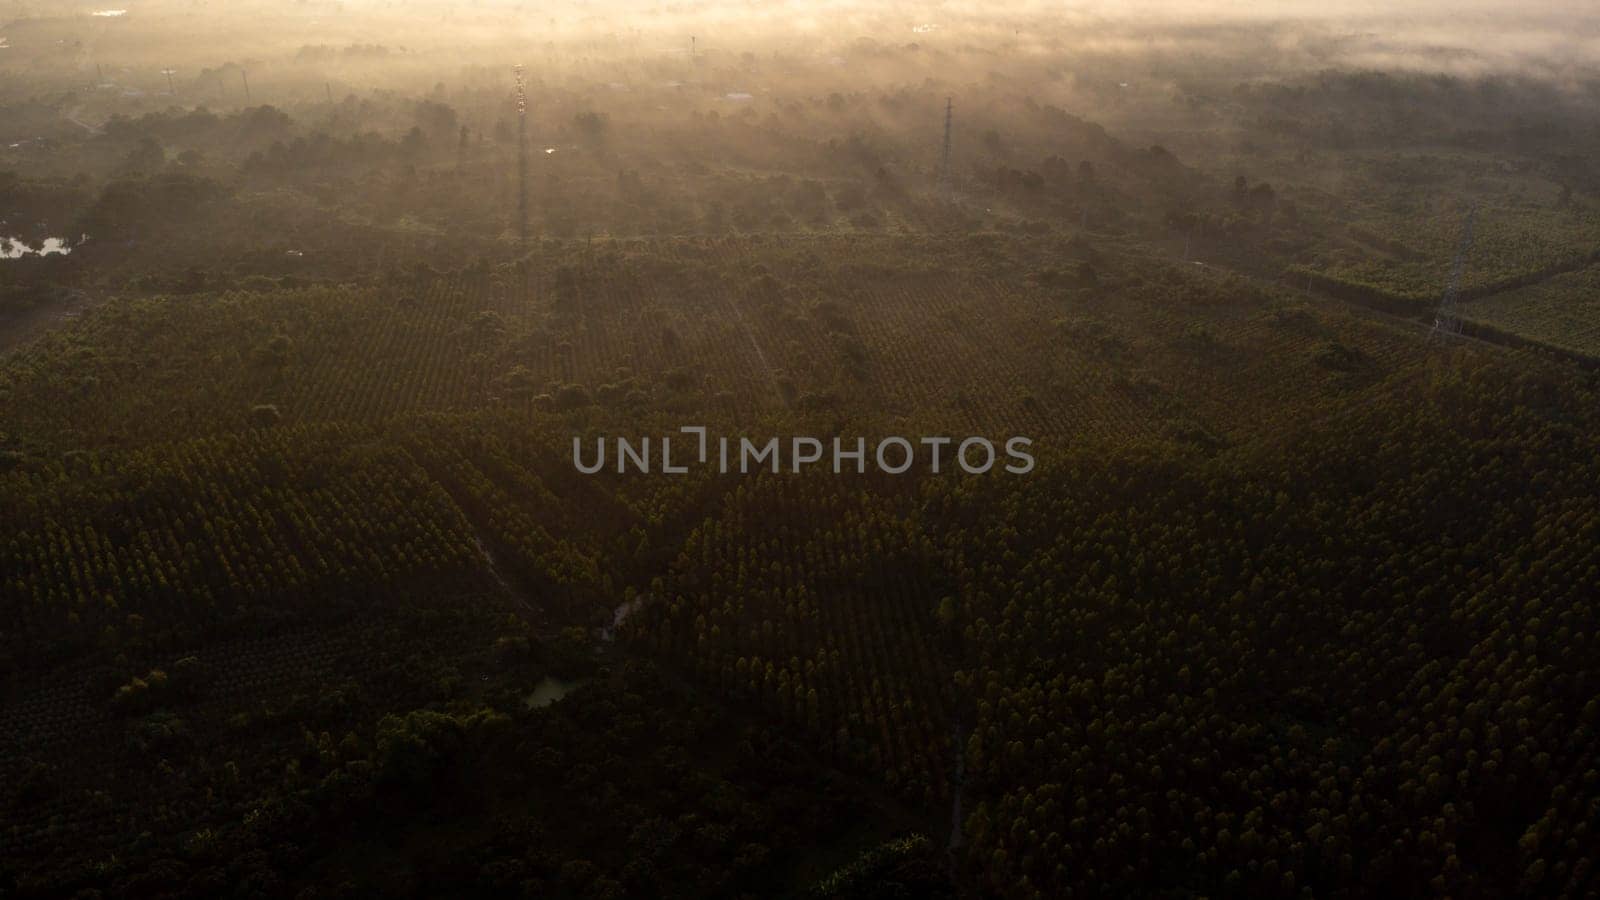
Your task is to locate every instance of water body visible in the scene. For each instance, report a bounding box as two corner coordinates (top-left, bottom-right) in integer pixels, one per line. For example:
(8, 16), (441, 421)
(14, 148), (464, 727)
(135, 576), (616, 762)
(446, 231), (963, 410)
(524, 676), (582, 709)
(1, 237), (72, 259)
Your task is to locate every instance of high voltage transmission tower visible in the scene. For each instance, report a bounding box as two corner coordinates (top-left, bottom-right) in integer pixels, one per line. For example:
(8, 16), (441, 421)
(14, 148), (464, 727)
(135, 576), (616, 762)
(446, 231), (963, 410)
(938, 97), (953, 198)
(1431, 206), (1477, 340)
(514, 64), (529, 251)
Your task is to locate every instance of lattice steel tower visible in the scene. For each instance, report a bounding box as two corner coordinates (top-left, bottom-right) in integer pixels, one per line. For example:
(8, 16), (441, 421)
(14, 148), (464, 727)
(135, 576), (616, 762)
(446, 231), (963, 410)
(938, 97), (953, 198)
(514, 64), (529, 250)
(1432, 206), (1477, 339)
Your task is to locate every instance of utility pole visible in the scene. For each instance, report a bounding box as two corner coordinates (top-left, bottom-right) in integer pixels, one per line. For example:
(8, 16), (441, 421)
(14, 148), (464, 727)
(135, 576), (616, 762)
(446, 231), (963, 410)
(240, 69), (251, 104)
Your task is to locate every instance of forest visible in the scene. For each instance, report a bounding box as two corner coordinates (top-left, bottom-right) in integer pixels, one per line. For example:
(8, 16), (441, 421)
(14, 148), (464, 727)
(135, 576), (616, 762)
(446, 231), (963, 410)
(2, 0), (1599, 897)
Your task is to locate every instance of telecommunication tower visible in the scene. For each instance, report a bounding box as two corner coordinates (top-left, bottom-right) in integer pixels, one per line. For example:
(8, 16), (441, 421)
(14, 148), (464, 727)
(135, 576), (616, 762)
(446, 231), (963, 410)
(1431, 206), (1477, 340)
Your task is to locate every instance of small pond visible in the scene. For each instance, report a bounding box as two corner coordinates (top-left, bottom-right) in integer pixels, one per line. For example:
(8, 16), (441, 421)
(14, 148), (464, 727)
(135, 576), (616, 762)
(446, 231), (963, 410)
(524, 676), (583, 709)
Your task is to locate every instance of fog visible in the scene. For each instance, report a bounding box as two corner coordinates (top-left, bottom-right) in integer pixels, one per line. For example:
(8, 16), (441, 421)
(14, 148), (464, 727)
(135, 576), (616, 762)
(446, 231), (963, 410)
(3, 0), (1595, 99)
